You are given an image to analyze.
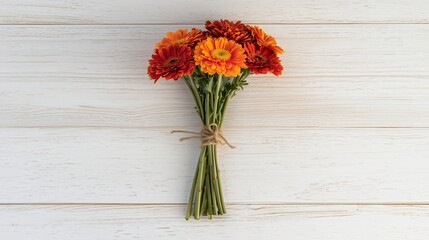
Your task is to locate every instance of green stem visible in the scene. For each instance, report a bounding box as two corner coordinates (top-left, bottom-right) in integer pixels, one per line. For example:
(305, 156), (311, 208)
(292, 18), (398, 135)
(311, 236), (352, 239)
(219, 92), (234, 128)
(205, 170), (213, 219)
(184, 75), (204, 123)
(213, 74), (223, 122)
(193, 147), (207, 219)
(185, 161), (199, 220)
(204, 92), (210, 126)
(207, 146), (218, 214)
(185, 72), (246, 219)
(201, 172), (208, 215)
(214, 145), (226, 213)
(210, 145), (224, 215)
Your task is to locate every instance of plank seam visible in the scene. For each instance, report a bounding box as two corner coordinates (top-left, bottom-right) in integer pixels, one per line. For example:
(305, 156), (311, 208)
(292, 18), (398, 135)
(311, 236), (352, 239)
(1, 202), (429, 206)
(1, 126), (429, 129)
(1, 22), (429, 26)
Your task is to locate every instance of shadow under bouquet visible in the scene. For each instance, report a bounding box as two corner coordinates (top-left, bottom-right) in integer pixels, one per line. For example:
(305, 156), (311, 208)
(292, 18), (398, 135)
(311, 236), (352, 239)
(148, 19), (284, 220)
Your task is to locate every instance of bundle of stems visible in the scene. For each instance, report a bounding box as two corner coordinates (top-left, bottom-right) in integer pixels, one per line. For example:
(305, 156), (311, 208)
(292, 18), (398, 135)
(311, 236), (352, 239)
(183, 67), (250, 220)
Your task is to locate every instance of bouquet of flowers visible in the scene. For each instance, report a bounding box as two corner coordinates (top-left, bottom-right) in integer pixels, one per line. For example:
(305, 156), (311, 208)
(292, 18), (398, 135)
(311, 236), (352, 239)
(148, 19), (284, 220)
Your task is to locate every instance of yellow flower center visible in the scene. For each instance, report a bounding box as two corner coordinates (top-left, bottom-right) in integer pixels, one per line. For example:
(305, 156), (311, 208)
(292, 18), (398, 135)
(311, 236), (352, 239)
(212, 49), (231, 60)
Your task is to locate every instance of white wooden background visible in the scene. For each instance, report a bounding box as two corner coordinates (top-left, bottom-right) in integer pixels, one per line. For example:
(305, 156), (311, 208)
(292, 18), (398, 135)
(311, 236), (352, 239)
(1, 1), (429, 239)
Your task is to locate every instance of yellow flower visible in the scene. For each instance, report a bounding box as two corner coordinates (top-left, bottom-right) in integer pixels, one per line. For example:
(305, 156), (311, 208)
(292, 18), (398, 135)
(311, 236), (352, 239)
(194, 37), (247, 77)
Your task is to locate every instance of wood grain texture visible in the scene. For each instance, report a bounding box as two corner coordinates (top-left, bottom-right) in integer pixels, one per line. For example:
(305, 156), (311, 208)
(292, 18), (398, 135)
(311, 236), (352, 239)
(2, 205), (429, 240)
(1, 127), (428, 203)
(1, 0), (429, 24)
(1, 25), (429, 128)
(2, 0), (429, 237)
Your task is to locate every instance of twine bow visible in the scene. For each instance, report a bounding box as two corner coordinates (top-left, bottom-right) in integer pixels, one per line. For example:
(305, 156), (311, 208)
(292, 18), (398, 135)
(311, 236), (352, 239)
(171, 123), (235, 148)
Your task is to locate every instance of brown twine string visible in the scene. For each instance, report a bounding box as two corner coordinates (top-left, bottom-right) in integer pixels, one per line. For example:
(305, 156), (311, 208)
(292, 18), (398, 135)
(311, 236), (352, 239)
(171, 123), (235, 148)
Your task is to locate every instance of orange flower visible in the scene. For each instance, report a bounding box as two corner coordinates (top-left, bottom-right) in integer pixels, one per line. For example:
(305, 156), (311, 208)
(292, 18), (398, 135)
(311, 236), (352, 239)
(194, 37), (247, 77)
(186, 28), (208, 48)
(156, 28), (206, 49)
(244, 43), (283, 76)
(205, 19), (253, 44)
(248, 25), (284, 54)
(148, 44), (195, 82)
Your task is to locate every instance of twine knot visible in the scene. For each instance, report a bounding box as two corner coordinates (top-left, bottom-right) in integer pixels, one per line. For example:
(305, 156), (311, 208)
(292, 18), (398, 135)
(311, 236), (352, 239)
(171, 123), (235, 148)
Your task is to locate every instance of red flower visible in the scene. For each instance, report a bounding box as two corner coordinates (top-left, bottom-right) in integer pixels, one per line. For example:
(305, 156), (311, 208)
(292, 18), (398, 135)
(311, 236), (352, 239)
(148, 44), (195, 82)
(244, 43), (283, 76)
(205, 19), (253, 44)
(247, 25), (284, 54)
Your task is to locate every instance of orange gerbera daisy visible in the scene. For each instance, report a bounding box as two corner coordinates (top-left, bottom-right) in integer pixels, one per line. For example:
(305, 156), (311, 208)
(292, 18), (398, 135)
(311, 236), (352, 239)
(186, 28), (208, 47)
(205, 19), (253, 44)
(248, 25), (284, 54)
(148, 44), (195, 82)
(244, 43), (283, 76)
(156, 28), (206, 49)
(194, 37), (247, 77)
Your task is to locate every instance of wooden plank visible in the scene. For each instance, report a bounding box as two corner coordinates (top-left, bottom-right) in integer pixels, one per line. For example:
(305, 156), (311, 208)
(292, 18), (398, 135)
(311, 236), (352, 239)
(1, 205), (429, 239)
(1, 127), (428, 203)
(1, 25), (429, 128)
(1, 0), (429, 24)
(1, 76), (428, 128)
(2, 25), (429, 78)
